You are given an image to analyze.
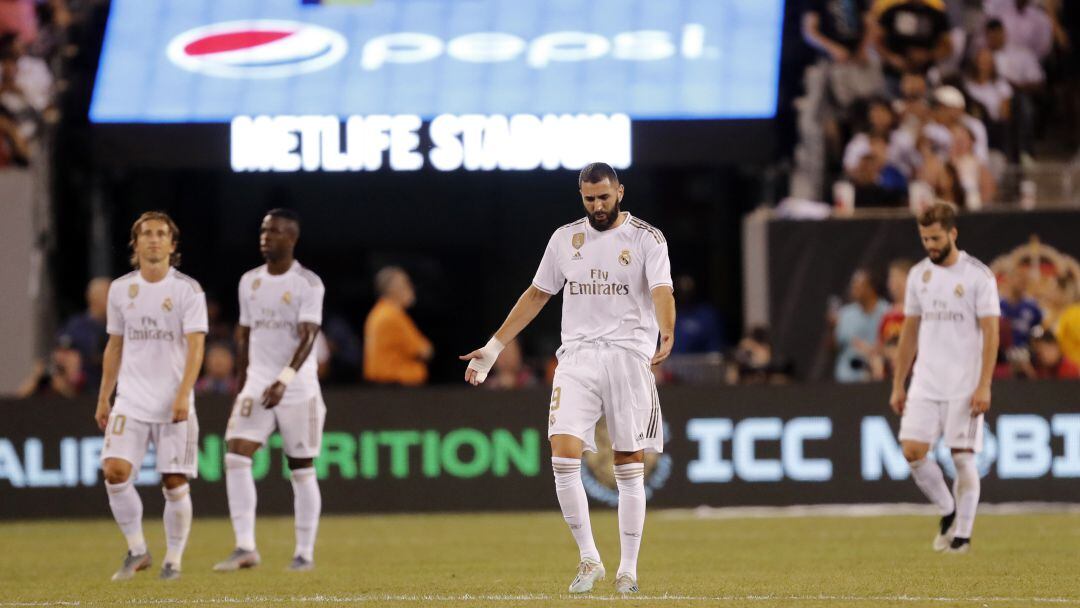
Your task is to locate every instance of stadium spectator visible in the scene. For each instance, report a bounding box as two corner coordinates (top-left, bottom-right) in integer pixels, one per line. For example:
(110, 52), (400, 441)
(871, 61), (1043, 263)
(0, 108), (26, 165)
(56, 276), (108, 391)
(27, 0), (71, 61)
(673, 274), (725, 353)
(0, 0), (37, 46)
(0, 33), (52, 115)
(318, 313), (363, 384)
(1027, 328), (1080, 379)
(985, 0), (1054, 60)
(835, 268), (890, 382)
(873, 0), (953, 87)
(1055, 295), (1080, 367)
(963, 46), (1013, 154)
(363, 266), (433, 386)
(727, 326), (791, 385)
(847, 133), (909, 207)
(843, 97), (919, 177)
(985, 18), (1043, 160)
(484, 340), (538, 390)
(16, 337), (84, 398)
(894, 71), (934, 137)
(947, 123), (996, 208)
(923, 85), (990, 162)
(1000, 265), (1043, 349)
(875, 258), (914, 379)
(195, 342), (237, 395)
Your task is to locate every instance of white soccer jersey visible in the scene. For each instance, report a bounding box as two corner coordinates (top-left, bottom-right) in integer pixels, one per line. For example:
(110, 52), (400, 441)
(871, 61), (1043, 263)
(238, 261), (325, 401)
(905, 251), (1001, 400)
(107, 268), (209, 423)
(533, 212), (673, 362)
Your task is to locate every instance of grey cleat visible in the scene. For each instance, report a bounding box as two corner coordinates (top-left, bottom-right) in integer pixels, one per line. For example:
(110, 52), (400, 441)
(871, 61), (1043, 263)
(159, 562), (181, 580)
(614, 573), (639, 593)
(110, 551), (152, 581)
(568, 558), (605, 593)
(213, 548), (262, 572)
(287, 556), (314, 572)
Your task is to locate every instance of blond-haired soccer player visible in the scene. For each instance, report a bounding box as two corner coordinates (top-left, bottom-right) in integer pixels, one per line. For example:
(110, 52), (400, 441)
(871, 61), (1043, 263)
(890, 202), (1000, 553)
(461, 162), (675, 594)
(96, 212), (207, 581)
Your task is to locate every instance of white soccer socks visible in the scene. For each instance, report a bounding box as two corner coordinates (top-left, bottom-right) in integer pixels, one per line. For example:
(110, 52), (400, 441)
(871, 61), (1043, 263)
(225, 453), (258, 551)
(952, 452), (980, 538)
(909, 457), (955, 515)
(614, 463), (646, 580)
(162, 483), (193, 568)
(290, 467), (321, 562)
(106, 478), (147, 555)
(552, 457), (601, 563)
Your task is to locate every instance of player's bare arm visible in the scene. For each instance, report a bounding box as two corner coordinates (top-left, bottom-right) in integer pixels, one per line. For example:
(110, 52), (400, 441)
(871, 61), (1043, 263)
(235, 325), (250, 397)
(889, 316), (920, 415)
(263, 321), (319, 408)
(95, 334), (124, 431)
(971, 316), (999, 415)
(460, 284), (552, 385)
(172, 332), (205, 423)
(650, 285), (675, 366)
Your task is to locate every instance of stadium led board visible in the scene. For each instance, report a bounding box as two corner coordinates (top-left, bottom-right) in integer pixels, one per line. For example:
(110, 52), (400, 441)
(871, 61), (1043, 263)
(88, 0), (786, 170)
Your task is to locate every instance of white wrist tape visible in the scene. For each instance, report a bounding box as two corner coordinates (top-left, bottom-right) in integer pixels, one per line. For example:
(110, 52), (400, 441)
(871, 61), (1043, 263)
(277, 367), (297, 386)
(467, 337), (505, 383)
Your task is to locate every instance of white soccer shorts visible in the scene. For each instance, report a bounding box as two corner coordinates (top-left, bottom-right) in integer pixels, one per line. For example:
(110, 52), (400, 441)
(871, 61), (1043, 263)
(899, 397), (984, 452)
(100, 412), (199, 477)
(225, 391), (326, 459)
(548, 343), (663, 454)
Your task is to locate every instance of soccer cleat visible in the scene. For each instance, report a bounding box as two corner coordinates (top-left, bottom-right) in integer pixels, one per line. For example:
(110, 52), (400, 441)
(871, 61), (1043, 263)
(159, 562), (181, 580)
(945, 537), (971, 553)
(110, 551), (151, 581)
(212, 548), (261, 572)
(287, 556), (314, 572)
(614, 573), (639, 593)
(568, 558), (605, 593)
(933, 510), (957, 551)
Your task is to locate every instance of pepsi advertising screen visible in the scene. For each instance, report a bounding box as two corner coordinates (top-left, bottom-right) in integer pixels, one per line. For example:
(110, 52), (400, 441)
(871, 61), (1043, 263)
(88, 0), (786, 170)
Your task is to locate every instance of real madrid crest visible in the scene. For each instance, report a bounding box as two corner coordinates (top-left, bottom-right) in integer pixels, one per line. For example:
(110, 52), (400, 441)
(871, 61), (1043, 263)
(619, 249), (631, 266)
(252, 278), (261, 291)
(572, 232), (585, 250)
(128, 283), (139, 299)
(282, 291), (293, 305)
(922, 270), (932, 283)
(954, 284), (964, 297)
(162, 297), (173, 312)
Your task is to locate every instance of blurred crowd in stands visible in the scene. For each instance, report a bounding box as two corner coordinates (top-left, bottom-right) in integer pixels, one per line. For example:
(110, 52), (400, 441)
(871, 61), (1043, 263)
(791, 0), (1079, 213)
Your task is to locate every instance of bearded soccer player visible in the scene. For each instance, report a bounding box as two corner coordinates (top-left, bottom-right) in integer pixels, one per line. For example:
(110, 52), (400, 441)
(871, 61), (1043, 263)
(213, 209), (326, 573)
(890, 202), (1000, 553)
(96, 212), (208, 581)
(461, 163), (675, 594)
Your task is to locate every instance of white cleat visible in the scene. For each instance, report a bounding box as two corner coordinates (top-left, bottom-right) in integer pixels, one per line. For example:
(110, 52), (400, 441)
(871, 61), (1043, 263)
(615, 572), (639, 593)
(568, 558), (605, 593)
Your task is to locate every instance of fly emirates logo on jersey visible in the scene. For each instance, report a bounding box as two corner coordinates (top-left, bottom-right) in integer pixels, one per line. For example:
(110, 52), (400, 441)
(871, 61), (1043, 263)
(251, 308), (297, 332)
(922, 298), (966, 323)
(567, 269), (630, 297)
(126, 316), (175, 342)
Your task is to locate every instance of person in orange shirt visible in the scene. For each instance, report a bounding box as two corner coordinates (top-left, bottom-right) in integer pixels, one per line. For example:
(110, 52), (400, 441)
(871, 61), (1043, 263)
(363, 267), (433, 385)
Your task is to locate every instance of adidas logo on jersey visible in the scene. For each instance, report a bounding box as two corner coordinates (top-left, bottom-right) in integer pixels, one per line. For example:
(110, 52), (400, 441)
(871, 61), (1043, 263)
(571, 252), (583, 261)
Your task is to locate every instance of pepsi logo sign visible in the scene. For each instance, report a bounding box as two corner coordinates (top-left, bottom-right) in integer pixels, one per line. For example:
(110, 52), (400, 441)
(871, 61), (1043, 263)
(167, 20), (347, 78)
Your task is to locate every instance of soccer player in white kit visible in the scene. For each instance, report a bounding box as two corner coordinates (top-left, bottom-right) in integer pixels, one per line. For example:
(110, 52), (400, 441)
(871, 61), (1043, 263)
(213, 209), (326, 573)
(461, 163), (675, 594)
(889, 203), (1000, 553)
(95, 212), (208, 581)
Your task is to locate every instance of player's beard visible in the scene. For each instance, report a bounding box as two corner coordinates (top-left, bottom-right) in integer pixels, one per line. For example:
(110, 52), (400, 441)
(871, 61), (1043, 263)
(588, 201), (621, 231)
(928, 241), (953, 265)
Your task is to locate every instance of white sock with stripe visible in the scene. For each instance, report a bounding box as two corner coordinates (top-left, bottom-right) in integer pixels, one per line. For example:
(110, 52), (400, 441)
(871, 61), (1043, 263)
(290, 467), (321, 562)
(952, 452), (981, 538)
(552, 457), (601, 563)
(909, 457), (955, 516)
(225, 453), (257, 551)
(615, 462), (646, 579)
(106, 478), (146, 555)
(162, 483), (192, 568)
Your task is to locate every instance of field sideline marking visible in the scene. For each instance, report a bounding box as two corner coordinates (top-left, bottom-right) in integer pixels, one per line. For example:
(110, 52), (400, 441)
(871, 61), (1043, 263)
(3, 594), (1080, 606)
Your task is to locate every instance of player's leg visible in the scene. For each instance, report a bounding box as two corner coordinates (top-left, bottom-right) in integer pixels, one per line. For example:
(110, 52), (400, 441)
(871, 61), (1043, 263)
(154, 414), (199, 579)
(216, 393), (276, 570)
(548, 356), (605, 592)
(899, 399), (955, 550)
(945, 400), (984, 553)
(613, 449), (644, 594)
(100, 413), (152, 581)
(279, 394), (326, 571)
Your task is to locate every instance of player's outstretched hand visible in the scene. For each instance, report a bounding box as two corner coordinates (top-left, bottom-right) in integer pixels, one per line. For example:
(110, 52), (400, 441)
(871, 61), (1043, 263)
(970, 384), (991, 415)
(95, 400), (111, 431)
(651, 334), (674, 366)
(171, 398), (189, 423)
(459, 338), (505, 386)
(262, 381), (286, 408)
(889, 386), (906, 416)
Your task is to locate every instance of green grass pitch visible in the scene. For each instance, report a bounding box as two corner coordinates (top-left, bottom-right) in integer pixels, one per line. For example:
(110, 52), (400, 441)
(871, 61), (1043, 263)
(1, 511), (1078, 607)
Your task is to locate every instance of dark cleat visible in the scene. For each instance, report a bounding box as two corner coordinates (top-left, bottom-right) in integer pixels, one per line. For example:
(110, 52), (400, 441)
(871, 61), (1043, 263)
(933, 510), (957, 551)
(159, 562), (181, 580)
(287, 555), (314, 572)
(945, 536), (971, 554)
